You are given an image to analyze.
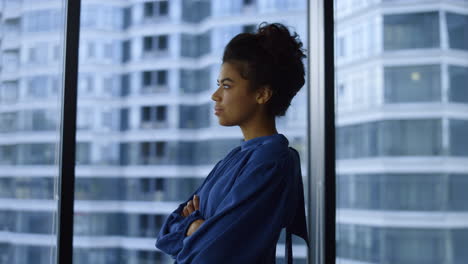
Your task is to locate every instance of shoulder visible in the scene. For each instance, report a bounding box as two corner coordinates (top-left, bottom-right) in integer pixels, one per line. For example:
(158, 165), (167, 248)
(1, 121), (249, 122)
(247, 143), (298, 171)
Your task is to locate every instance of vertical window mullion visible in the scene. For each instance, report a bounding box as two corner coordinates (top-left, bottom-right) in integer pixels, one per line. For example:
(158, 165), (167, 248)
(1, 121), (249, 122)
(56, 0), (81, 263)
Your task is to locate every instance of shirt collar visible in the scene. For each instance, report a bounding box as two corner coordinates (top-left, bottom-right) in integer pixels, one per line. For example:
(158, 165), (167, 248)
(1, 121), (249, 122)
(240, 133), (288, 152)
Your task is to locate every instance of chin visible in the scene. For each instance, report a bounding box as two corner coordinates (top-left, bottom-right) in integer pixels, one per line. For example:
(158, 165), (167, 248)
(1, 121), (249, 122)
(217, 117), (237, 127)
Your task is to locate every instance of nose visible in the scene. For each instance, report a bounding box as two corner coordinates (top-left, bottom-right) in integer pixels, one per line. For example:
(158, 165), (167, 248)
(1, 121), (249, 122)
(211, 86), (221, 101)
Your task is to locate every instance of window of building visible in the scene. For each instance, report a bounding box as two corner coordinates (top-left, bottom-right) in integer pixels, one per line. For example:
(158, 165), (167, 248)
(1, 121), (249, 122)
(3, 50), (19, 72)
(179, 67), (211, 93)
(159, 1), (169, 15)
(0, 112), (17, 133)
(449, 174), (468, 210)
(121, 40), (131, 63)
(157, 70), (167, 85)
(141, 70), (168, 92)
(27, 76), (49, 98)
(140, 141), (167, 164)
(180, 31), (211, 58)
(143, 35), (168, 53)
(384, 12), (440, 50)
(446, 12), (468, 51)
(78, 74), (94, 95)
(144, 1), (169, 18)
(141, 106), (167, 128)
(144, 2), (154, 17)
(450, 119), (468, 156)
(448, 65), (468, 103)
(384, 64), (441, 103)
(0, 81), (18, 103)
(87, 41), (95, 58)
(337, 119), (442, 159)
(179, 104), (210, 129)
(338, 36), (346, 57)
(243, 24), (256, 33)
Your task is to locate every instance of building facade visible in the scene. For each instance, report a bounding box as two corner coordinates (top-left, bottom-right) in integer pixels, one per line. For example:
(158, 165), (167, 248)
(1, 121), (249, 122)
(0, 0), (308, 263)
(335, 0), (468, 263)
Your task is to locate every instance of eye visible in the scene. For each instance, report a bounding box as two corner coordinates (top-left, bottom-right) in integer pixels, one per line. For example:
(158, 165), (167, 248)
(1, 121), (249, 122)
(217, 83), (230, 89)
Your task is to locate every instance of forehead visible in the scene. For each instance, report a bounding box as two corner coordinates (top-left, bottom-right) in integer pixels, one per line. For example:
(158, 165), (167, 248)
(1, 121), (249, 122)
(218, 61), (246, 81)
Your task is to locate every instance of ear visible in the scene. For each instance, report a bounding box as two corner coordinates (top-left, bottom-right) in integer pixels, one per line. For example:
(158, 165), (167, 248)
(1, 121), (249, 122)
(256, 85), (273, 105)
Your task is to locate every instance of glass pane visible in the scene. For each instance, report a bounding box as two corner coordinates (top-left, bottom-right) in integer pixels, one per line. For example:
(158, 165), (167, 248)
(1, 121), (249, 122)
(335, 0), (468, 264)
(73, 0), (308, 263)
(0, 0), (66, 263)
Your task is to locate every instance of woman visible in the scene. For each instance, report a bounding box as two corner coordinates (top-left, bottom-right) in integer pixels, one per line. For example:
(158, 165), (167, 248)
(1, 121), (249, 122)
(155, 22), (309, 263)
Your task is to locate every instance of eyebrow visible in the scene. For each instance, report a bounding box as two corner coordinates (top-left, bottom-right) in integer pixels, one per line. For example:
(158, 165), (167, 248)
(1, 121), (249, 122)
(216, 78), (235, 83)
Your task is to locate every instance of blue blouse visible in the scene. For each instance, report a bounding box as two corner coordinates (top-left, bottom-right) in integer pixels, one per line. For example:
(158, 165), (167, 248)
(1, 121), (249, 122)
(155, 133), (309, 263)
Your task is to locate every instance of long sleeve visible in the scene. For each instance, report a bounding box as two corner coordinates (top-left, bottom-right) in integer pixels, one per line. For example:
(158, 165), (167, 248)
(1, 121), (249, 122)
(155, 201), (205, 258)
(155, 159), (224, 259)
(176, 159), (292, 264)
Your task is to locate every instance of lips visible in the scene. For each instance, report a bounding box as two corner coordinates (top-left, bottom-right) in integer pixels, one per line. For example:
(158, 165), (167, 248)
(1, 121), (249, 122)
(214, 107), (223, 111)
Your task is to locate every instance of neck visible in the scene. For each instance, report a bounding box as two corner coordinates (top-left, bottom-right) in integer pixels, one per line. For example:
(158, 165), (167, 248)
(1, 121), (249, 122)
(240, 115), (278, 141)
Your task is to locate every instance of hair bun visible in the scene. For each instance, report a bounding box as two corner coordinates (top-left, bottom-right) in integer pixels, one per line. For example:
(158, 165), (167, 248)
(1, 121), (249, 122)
(255, 22), (307, 67)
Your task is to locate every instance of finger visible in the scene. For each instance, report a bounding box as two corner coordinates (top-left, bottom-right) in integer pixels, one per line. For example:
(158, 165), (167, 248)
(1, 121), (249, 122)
(183, 207), (189, 217)
(193, 195), (199, 210)
(187, 200), (195, 214)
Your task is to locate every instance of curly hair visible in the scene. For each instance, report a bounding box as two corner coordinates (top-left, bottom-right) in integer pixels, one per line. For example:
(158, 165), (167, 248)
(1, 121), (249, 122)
(222, 22), (307, 117)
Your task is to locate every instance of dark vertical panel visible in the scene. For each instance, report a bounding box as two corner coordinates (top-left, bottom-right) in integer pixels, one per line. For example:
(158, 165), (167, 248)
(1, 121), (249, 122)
(56, 0), (81, 263)
(324, 0), (336, 263)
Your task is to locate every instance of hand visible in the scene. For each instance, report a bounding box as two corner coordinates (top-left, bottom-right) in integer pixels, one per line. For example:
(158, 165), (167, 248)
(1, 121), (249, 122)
(181, 195), (200, 217)
(186, 219), (205, 237)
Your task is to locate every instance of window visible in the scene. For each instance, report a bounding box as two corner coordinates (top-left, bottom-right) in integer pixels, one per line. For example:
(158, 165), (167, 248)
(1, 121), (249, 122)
(121, 40), (131, 63)
(3, 50), (19, 72)
(337, 36), (346, 57)
(337, 119), (442, 159)
(143, 36), (153, 51)
(384, 12), (440, 50)
(449, 119), (468, 156)
(157, 70), (166, 85)
(78, 74), (94, 95)
(0, 81), (18, 103)
(159, 1), (168, 16)
(0, 112), (17, 133)
(143, 1), (169, 18)
(180, 31), (211, 57)
(158, 35), (168, 50)
(123, 7), (132, 29)
(384, 64), (441, 103)
(338, 173), (445, 211)
(120, 74), (131, 96)
(103, 43), (113, 59)
(87, 41), (95, 58)
(140, 141), (167, 164)
(179, 104), (210, 129)
(352, 28), (363, 57)
(144, 2), (154, 17)
(448, 65), (468, 103)
(179, 66), (211, 93)
(142, 35), (168, 53)
(446, 12), (468, 51)
(141, 106), (168, 128)
(181, 0), (210, 23)
(27, 76), (49, 98)
(141, 70), (168, 92)
(243, 24), (256, 33)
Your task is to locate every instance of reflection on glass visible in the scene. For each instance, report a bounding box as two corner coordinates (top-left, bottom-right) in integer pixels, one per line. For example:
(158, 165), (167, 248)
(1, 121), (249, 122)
(0, 0), (66, 263)
(73, 0), (308, 263)
(335, 0), (468, 263)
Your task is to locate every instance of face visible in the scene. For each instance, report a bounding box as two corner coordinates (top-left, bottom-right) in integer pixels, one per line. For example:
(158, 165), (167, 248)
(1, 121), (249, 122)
(211, 62), (259, 127)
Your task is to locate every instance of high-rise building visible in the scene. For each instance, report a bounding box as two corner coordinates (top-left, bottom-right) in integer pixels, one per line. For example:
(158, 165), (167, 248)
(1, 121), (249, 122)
(335, 0), (468, 263)
(0, 0), (308, 263)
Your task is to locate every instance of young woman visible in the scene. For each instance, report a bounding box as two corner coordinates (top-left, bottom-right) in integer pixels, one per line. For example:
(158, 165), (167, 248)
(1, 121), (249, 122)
(155, 22), (309, 263)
